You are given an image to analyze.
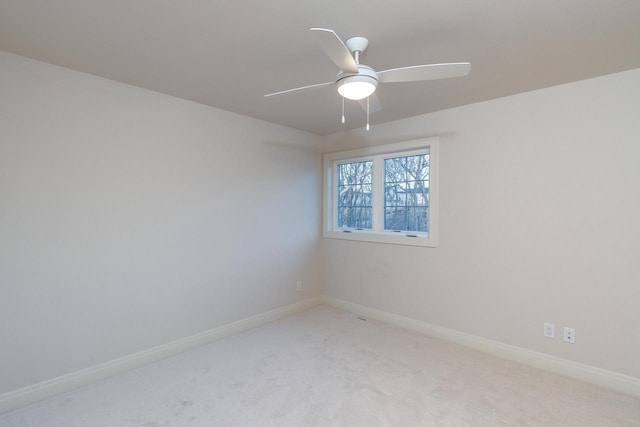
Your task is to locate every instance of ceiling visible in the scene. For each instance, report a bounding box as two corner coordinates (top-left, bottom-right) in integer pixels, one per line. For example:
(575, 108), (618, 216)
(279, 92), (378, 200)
(1, 1), (639, 135)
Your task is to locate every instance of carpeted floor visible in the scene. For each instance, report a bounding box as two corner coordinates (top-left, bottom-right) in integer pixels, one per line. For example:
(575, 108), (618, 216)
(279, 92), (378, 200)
(1, 305), (639, 426)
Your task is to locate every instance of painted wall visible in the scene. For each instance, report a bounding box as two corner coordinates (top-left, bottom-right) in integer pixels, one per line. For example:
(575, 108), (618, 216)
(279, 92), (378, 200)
(322, 69), (640, 378)
(0, 52), (322, 394)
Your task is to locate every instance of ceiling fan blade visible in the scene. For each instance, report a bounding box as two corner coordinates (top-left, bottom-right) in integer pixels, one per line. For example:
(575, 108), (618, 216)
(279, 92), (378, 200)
(310, 28), (358, 73)
(377, 62), (471, 83)
(264, 81), (334, 98)
(358, 94), (382, 114)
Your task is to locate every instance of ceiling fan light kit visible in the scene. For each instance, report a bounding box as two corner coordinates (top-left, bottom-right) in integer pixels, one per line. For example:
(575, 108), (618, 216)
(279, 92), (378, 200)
(265, 28), (470, 131)
(337, 65), (378, 100)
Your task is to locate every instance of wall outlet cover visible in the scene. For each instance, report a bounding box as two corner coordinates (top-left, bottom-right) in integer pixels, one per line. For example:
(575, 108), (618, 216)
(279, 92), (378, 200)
(563, 327), (576, 343)
(544, 323), (555, 338)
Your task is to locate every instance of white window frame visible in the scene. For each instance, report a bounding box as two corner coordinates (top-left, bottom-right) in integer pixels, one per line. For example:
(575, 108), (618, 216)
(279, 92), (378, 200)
(323, 137), (439, 247)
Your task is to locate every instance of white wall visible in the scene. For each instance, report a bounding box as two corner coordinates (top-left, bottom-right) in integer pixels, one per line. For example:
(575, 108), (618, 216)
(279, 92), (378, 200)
(322, 69), (640, 378)
(0, 52), (322, 394)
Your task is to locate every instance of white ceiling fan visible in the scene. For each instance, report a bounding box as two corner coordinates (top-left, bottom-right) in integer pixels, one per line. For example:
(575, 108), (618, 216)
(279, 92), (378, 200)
(265, 28), (471, 129)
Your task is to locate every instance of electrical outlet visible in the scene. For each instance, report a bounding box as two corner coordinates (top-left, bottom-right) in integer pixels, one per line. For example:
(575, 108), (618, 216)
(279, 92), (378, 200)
(544, 323), (555, 338)
(295, 281), (302, 291)
(563, 327), (575, 343)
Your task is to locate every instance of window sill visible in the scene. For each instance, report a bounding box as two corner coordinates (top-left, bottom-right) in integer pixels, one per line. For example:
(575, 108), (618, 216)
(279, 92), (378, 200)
(323, 230), (437, 247)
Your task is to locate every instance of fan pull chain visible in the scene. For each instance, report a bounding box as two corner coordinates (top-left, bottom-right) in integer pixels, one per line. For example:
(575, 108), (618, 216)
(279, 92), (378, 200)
(366, 97), (370, 131)
(341, 95), (345, 124)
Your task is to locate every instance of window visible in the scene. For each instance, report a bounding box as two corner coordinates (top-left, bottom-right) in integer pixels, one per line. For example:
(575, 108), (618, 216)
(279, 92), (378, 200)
(384, 154), (430, 233)
(337, 161), (373, 229)
(323, 137), (439, 247)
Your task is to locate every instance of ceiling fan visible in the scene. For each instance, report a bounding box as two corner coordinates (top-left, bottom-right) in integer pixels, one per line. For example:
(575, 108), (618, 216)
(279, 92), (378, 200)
(265, 28), (471, 129)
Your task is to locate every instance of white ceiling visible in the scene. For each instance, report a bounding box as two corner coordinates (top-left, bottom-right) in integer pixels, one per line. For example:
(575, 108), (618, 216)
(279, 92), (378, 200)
(1, 0), (639, 135)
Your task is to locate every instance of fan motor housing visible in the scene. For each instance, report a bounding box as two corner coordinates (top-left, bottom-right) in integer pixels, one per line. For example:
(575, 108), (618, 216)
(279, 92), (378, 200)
(336, 64), (379, 84)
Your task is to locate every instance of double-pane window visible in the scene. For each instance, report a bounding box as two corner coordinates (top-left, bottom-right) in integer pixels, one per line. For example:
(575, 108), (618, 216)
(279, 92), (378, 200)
(324, 137), (439, 247)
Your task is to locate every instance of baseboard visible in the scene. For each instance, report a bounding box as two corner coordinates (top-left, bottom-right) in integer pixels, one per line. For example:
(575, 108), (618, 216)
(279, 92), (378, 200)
(0, 296), (323, 415)
(321, 296), (640, 399)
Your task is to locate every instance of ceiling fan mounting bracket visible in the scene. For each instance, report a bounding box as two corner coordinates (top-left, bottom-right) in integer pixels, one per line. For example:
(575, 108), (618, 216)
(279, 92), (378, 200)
(345, 36), (369, 55)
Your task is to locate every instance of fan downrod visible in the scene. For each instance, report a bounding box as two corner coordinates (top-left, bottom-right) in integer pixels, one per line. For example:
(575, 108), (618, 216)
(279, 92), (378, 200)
(345, 37), (369, 63)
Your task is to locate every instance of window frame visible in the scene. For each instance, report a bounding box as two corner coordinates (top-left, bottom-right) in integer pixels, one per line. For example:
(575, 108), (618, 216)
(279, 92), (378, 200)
(323, 137), (439, 247)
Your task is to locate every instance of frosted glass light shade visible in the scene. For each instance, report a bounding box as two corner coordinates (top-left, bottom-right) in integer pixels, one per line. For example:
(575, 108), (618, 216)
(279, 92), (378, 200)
(338, 76), (377, 100)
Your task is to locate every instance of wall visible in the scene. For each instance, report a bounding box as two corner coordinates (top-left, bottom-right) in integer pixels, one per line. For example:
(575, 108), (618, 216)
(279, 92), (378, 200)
(0, 52), (322, 394)
(322, 69), (640, 378)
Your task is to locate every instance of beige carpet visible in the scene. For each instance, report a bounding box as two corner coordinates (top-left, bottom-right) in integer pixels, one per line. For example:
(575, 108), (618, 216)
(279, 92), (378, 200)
(1, 305), (638, 426)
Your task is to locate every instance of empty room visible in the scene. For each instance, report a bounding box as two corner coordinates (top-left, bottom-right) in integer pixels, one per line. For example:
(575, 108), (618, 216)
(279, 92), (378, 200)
(1, 0), (639, 425)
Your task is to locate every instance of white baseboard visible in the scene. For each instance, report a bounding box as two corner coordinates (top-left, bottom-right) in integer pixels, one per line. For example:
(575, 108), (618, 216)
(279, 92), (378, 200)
(321, 296), (640, 399)
(0, 296), (323, 415)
